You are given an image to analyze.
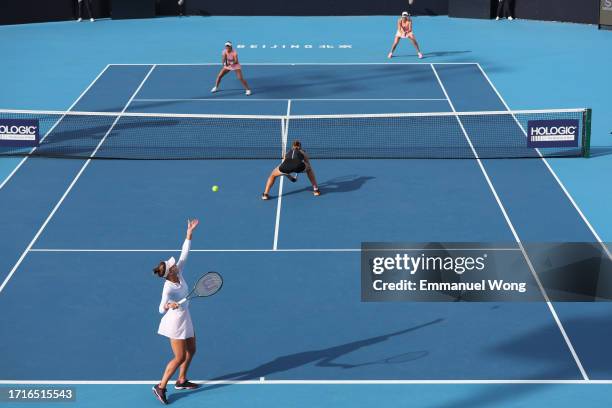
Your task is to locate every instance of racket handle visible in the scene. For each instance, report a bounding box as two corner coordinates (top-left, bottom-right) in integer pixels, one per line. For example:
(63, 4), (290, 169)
(177, 298), (187, 305)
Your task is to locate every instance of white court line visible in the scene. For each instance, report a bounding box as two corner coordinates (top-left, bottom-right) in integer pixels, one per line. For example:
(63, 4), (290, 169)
(131, 98), (448, 102)
(29, 248), (522, 253)
(0, 66), (157, 297)
(430, 64), (588, 381)
(0, 379), (607, 385)
(0, 64), (111, 192)
(476, 63), (612, 261)
(110, 62), (480, 66)
(273, 100), (291, 250)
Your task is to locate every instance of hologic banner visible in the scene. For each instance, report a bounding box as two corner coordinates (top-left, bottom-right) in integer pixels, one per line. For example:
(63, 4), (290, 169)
(601, 0), (612, 27)
(361, 243), (612, 302)
(527, 119), (579, 148)
(0, 119), (39, 147)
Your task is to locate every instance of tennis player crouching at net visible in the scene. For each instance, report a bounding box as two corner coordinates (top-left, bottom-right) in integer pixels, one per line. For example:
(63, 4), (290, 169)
(262, 140), (320, 200)
(152, 219), (200, 404)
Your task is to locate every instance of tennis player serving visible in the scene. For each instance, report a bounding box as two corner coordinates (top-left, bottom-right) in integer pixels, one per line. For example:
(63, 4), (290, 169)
(262, 140), (320, 200)
(152, 219), (200, 404)
(388, 11), (423, 59)
(211, 41), (252, 96)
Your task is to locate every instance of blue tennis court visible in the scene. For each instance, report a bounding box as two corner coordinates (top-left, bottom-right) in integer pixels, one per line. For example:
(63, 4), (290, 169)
(1, 15), (612, 406)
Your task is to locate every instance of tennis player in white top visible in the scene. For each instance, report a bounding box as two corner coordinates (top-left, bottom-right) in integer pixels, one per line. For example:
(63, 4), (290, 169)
(152, 219), (200, 404)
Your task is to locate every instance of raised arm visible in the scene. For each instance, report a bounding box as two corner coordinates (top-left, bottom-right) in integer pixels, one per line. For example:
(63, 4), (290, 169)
(177, 219), (199, 270)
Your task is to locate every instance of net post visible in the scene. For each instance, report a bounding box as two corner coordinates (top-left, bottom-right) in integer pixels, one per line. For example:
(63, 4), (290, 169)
(583, 108), (592, 158)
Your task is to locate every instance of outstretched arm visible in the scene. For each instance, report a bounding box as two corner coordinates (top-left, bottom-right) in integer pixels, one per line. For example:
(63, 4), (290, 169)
(177, 219), (199, 269)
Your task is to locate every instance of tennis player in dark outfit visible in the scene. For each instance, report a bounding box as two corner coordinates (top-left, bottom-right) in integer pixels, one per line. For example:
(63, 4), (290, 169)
(495, 0), (513, 20)
(76, 0), (95, 22)
(262, 140), (320, 200)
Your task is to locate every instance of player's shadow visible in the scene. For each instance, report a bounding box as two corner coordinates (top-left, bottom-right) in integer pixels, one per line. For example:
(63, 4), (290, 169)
(170, 318), (444, 403)
(588, 146), (612, 158)
(394, 50), (472, 59)
(427, 367), (577, 408)
(233, 67), (441, 98)
(279, 175), (376, 198)
(426, 312), (612, 408)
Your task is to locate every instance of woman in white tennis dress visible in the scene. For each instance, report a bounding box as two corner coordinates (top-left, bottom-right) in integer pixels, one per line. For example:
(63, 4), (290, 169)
(152, 219), (200, 404)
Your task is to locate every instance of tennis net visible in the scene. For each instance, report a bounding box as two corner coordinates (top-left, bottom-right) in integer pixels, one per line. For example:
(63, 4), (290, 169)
(0, 108), (591, 160)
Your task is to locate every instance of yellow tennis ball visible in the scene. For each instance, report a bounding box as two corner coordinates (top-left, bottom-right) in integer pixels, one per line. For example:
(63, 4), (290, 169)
(212, 185), (219, 192)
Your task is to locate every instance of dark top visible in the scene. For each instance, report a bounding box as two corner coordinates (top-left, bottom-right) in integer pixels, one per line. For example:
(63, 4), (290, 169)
(285, 148), (305, 162)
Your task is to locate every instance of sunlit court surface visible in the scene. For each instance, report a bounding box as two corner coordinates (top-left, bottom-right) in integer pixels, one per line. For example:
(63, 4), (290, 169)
(1, 2), (612, 407)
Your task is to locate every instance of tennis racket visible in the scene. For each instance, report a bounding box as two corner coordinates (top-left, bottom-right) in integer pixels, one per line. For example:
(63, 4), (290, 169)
(177, 272), (223, 304)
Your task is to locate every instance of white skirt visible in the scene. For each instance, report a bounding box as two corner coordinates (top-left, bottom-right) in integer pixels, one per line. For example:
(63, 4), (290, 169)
(158, 306), (195, 340)
(396, 30), (412, 38)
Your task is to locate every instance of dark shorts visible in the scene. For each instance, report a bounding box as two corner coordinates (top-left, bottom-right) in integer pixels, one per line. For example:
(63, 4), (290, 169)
(279, 160), (306, 174)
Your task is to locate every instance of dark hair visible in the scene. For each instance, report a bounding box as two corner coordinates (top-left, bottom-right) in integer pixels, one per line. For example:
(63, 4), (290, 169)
(292, 140), (301, 149)
(153, 262), (165, 277)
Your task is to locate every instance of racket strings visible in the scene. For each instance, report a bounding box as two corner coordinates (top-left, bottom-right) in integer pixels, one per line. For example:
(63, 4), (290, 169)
(194, 272), (223, 297)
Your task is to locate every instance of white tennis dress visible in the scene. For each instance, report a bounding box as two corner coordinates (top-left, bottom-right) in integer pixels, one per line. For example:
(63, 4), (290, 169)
(157, 239), (195, 340)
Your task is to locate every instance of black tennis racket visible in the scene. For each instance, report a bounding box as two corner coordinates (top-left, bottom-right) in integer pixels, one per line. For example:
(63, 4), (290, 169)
(178, 272), (223, 305)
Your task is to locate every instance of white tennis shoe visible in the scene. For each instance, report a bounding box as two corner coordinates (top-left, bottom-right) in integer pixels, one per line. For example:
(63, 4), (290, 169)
(246, 89), (252, 96)
(210, 86), (217, 93)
